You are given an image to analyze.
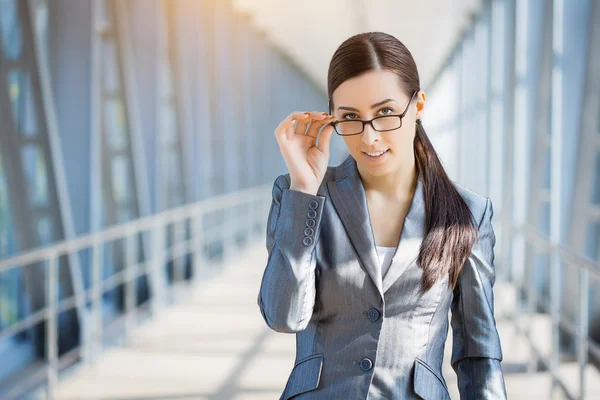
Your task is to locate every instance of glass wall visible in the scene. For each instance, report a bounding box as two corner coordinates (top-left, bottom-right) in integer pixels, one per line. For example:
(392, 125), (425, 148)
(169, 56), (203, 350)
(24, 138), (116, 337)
(0, 0), (329, 390)
(426, 0), (599, 393)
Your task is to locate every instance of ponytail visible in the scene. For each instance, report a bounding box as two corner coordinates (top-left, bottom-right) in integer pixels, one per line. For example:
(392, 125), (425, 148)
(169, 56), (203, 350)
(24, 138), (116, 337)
(413, 122), (478, 292)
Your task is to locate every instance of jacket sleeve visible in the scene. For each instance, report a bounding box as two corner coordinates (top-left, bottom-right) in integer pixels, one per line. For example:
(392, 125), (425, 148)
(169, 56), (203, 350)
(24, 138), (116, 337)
(257, 174), (326, 333)
(450, 197), (508, 400)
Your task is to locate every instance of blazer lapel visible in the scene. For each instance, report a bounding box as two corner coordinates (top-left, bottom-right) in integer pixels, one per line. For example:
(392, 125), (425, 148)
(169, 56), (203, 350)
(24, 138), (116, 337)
(382, 177), (426, 294)
(327, 156), (384, 301)
(327, 155), (428, 299)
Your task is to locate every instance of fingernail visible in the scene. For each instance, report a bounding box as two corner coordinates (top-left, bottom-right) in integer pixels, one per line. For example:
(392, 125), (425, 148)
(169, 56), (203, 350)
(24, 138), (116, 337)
(304, 112), (311, 115)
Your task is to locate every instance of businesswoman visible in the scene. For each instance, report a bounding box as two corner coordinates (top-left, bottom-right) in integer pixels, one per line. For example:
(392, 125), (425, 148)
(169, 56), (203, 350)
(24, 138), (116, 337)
(257, 31), (507, 400)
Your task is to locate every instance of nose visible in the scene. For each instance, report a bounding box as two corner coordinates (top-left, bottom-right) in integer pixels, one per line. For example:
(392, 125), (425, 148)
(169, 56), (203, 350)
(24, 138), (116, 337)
(361, 122), (380, 145)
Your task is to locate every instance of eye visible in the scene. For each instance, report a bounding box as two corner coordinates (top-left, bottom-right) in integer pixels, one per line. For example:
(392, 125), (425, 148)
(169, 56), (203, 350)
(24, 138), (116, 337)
(379, 107), (394, 115)
(342, 113), (359, 120)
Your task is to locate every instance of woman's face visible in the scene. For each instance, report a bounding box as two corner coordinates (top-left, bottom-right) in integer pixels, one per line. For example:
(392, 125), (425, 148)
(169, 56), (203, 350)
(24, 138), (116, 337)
(331, 70), (424, 178)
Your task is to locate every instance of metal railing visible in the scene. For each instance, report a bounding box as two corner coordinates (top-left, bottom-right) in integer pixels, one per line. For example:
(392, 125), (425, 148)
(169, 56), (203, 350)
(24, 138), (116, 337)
(506, 220), (600, 400)
(0, 184), (271, 399)
(2, 182), (597, 399)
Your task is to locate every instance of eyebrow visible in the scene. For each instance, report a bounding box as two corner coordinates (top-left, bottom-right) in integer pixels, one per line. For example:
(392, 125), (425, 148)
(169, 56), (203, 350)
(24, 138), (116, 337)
(337, 98), (396, 112)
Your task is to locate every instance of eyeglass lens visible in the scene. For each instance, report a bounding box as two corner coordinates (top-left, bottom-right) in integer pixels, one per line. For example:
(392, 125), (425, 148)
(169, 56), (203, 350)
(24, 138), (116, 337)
(335, 116), (401, 135)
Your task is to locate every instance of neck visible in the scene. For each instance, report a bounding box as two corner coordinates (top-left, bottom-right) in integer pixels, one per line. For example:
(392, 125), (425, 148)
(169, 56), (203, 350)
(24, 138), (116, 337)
(358, 158), (418, 201)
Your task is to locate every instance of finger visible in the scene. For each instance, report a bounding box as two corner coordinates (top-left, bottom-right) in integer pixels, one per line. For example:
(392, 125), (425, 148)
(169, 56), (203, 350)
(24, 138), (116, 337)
(275, 112), (310, 142)
(306, 114), (335, 138)
(295, 111), (328, 135)
(274, 122), (290, 142)
(317, 124), (335, 155)
(287, 111), (311, 123)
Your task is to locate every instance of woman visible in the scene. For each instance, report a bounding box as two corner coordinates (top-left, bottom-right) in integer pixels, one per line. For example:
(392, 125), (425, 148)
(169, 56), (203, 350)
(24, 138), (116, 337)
(257, 31), (507, 400)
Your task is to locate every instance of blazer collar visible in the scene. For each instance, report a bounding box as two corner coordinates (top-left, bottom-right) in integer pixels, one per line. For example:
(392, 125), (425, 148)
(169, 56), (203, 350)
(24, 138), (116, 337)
(327, 155), (426, 301)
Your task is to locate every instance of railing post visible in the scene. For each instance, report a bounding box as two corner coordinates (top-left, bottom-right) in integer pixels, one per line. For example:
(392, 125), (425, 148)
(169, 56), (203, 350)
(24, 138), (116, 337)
(150, 218), (166, 314)
(173, 220), (185, 287)
(550, 243), (560, 398)
(527, 237), (537, 373)
(125, 228), (137, 339)
(578, 268), (589, 399)
(91, 239), (104, 368)
(191, 208), (204, 285)
(87, 239), (104, 365)
(222, 206), (231, 265)
(46, 254), (58, 399)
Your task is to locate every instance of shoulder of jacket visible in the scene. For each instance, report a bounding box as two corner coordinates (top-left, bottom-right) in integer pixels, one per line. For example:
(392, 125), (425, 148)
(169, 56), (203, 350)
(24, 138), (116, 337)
(451, 180), (489, 226)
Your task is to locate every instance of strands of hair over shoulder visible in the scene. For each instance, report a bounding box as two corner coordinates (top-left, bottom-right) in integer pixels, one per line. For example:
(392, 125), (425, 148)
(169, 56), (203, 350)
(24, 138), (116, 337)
(327, 32), (478, 293)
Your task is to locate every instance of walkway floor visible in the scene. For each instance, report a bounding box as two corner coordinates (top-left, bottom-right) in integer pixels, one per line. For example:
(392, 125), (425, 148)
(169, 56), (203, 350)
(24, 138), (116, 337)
(44, 243), (585, 399)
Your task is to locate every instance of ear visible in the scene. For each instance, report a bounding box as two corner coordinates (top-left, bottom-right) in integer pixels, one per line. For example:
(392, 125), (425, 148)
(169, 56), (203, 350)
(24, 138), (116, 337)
(415, 90), (426, 119)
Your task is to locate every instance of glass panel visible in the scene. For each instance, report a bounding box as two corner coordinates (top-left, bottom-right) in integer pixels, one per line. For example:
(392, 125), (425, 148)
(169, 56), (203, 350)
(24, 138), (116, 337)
(20, 144), (49, 207)
(0, 0), (22, 60)
(111, 154), (130, 204)
(167, 151), (180, 188)
(159, 104), (176, 144)
(0, 143), (20, 330)
(105, 100), (127, 152)
(592, 151), (600, 204)
(101, 39), (119, 93)
(0, 149), (18, 259)
(7, 69), (38, 138)
(0, 269), (21, 329)
(36, 215), (52, 246)
(116, 207), (130, 224)
(586, 221), (599, 261)
(0, 142), (32, 379)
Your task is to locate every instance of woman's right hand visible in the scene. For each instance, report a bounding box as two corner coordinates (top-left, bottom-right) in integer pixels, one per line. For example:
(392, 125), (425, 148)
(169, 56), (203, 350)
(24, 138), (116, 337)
(274, 111), (336, 195)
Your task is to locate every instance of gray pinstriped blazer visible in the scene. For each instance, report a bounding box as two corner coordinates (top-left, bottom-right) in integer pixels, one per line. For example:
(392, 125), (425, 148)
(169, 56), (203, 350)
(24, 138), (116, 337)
(257, 154), (507, 400)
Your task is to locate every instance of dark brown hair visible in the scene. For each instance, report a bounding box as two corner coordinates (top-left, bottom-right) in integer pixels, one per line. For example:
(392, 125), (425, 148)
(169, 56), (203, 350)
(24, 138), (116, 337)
(327, 32), (478, 293)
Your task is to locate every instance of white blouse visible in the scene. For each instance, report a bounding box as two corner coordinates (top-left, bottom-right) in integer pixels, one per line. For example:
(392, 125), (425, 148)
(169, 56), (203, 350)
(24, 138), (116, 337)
(376, 245), (396, 279)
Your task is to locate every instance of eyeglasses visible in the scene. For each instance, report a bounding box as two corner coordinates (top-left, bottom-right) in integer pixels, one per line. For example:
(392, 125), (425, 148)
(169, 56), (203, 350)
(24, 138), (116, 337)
(330, 90), (418, 136)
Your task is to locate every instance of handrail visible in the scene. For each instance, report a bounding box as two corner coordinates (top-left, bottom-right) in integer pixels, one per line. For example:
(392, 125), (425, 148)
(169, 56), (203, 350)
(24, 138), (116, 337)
(516, 223), (600, 278)
(4, 185), (597, 398)
(0, 184), (272, 399)
(505, 218), (599, 400)
(0, 185), (271, 273)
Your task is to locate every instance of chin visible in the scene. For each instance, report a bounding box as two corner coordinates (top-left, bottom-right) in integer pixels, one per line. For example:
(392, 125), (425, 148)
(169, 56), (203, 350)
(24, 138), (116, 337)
(356, 154), (394, 174)
(366, 166), (392, 176)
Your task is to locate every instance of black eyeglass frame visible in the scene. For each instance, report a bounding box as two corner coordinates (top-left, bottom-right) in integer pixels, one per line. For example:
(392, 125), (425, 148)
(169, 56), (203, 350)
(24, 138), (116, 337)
(330, 90), (418, 136)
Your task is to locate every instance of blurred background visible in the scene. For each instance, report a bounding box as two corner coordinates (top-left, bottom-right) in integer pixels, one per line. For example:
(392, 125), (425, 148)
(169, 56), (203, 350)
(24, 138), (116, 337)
(0, 0), (598, 398)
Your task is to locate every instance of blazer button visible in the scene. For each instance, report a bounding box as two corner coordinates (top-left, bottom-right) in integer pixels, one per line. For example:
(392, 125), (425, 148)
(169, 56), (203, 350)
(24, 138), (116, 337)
(304, 228), (314, 237)
(307, 209), (317, 219)
(309, 200), (319, 209)
(303, 237), (313, 246)
(359, 358), (373, 371)
(306, 219), (316, 228)
(367, 308), (380, 322)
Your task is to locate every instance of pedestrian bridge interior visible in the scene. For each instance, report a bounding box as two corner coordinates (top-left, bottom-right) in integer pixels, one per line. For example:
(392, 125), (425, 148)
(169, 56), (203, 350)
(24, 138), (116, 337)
(0, 0), (598, 399)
